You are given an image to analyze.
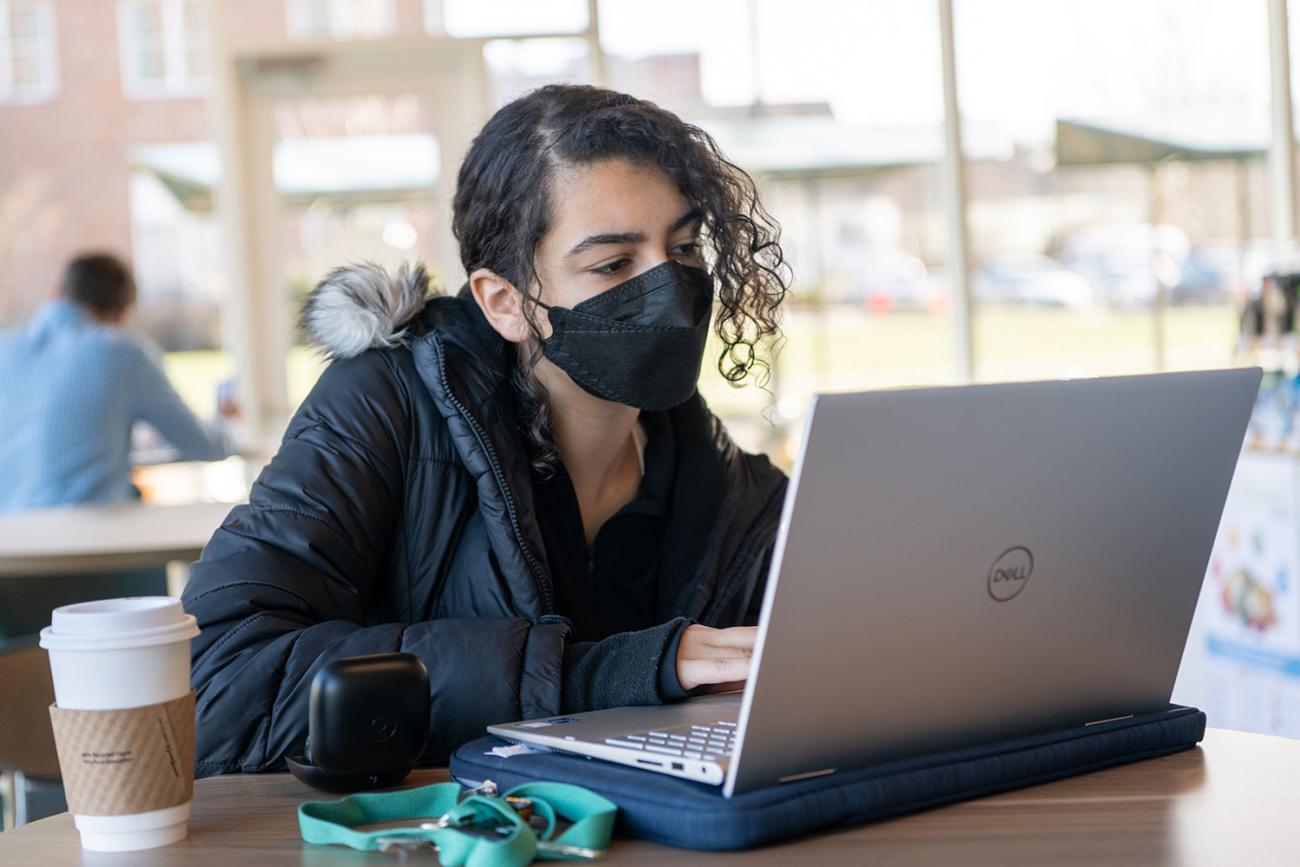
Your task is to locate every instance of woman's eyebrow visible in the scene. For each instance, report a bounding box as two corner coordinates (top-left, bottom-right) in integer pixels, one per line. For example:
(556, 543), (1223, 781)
(567, 231), (646, 258)
(566, 210), (704, 258)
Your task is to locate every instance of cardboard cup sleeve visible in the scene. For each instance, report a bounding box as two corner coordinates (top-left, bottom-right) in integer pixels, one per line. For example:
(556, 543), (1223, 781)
(49, 692), (195, 816)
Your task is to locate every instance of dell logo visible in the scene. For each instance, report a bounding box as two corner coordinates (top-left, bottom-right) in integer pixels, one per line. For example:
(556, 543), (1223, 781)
(988, 546), (1034, 601)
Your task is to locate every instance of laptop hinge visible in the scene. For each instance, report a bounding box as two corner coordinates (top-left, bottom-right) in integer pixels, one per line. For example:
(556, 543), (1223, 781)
(778, 767), (837, 783)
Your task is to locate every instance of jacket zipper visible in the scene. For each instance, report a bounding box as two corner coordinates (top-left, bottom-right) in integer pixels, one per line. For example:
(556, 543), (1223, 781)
(428, 333), (555, 613)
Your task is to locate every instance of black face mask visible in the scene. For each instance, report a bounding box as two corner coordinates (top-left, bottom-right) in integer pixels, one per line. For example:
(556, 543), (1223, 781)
(535, 261), (714, 411)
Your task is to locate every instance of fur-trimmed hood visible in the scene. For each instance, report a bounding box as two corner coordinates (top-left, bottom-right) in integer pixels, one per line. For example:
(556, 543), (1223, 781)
(299, 262), (433, 360)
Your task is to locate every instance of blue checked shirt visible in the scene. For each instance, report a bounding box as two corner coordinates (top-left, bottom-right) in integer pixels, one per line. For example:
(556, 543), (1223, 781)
(0, 299), (234, 514)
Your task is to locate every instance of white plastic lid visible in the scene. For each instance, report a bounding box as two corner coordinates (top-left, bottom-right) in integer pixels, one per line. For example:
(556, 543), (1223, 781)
(39, 597), (199, 652)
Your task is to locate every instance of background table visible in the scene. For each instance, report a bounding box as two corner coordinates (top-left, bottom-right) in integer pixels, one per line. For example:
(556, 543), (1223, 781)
(0, 501), (238, 578)
(0, 500), (241, 829)
(2, 728), (1298, 866)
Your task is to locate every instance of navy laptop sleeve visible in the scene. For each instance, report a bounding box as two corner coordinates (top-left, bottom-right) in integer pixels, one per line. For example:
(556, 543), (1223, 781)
(450, 704), (1206, 851)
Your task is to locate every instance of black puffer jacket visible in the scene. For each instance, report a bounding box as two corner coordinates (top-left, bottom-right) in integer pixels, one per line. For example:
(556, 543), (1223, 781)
(182, 264), (787, 776)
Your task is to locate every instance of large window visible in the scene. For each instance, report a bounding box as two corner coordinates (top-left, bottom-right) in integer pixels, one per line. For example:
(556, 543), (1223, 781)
(118, 0), (209, 98)
(0, 0), (57, 103)
(955, 0), (1266, 383)
(286, 0), (396, 40)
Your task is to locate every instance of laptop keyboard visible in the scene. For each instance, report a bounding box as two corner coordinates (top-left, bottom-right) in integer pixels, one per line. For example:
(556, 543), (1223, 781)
(604, 720), (737, 760)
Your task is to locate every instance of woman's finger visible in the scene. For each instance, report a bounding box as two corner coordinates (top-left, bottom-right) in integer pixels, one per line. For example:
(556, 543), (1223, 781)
(701, 626), (758, 649)
(680, 655), (751, 690)
(690, 643), (751, 659)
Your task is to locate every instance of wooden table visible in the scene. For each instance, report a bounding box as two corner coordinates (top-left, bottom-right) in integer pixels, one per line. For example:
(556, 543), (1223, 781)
(2, 728), (1298, 866)
(0, 501), (238, 577)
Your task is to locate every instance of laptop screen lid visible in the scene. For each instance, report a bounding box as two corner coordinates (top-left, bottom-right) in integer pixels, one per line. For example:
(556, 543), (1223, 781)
(724, 368), (1261, 796)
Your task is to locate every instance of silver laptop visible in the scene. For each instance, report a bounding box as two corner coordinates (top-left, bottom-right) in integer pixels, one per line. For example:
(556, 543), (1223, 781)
(489, 368), (1261, 797)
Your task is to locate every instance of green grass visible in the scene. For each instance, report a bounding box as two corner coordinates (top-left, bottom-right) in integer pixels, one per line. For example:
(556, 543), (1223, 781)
(163, 304), (1240, 463)
(161, 346), (325, 420)
(697, 302), (1238, 407)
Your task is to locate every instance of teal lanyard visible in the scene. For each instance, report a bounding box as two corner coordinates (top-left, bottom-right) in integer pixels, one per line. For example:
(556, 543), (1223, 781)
(299, 780), (617, 866)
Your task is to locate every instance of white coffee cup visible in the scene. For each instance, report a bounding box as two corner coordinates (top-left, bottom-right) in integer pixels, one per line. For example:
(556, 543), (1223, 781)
(39, 596), (200, 852)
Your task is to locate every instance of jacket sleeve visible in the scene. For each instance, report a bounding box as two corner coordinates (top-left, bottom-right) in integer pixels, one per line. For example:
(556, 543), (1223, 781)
(182, 351), (568, 777)
(560, 617), (691, 713)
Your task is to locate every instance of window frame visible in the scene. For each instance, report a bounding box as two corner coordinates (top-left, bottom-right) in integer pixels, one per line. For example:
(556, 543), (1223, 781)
(284, 0), (397, 41)
(0, 0), (59, 105)
(117, 0), (209, 100)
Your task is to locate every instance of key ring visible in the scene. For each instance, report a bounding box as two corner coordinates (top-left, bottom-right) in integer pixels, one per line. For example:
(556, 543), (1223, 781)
(299, 779), (617, 865)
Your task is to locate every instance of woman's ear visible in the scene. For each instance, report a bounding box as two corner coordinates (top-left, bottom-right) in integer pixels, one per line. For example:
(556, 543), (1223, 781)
(469, 267), (533, 344)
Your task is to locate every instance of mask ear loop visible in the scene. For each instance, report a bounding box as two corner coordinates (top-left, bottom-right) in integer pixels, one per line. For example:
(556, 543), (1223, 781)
(512, 280), (553, 378)
(519, 275), (569, 359)
(522, 274), (553, 315)
(493, 262), (550, 342)
(518, 270), (555, 315)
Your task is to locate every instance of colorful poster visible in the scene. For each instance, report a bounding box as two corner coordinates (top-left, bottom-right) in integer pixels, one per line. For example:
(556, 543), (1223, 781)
(1199, 451), (1300, 737)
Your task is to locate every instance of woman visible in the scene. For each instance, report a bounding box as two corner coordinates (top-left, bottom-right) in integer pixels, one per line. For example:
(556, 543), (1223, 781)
(183, 84), (791, 775)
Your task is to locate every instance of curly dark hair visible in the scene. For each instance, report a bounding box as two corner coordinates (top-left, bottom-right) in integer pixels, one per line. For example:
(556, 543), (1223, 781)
(452, 84), (790, 475)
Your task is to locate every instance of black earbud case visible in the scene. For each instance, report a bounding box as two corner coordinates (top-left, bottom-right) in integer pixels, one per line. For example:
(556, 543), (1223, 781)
(286, 652), (430, 792)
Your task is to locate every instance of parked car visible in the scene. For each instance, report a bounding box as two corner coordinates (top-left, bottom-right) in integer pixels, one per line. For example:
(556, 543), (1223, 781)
(1056, 224), (1191, 308)
(973, 254), (1094, 310)
(1171, 244), (1270, 306)
(1170, 247), (1234, 305)
(844, 254), (944, 313)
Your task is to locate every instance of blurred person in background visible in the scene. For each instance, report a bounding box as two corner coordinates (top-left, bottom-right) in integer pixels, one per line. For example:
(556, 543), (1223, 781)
(0, 252), (238, 514)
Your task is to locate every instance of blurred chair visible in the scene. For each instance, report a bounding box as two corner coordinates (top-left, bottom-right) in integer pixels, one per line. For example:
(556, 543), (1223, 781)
(0, 567), (168, 641)
(0, 637), (62, 830)
(0, 566), (166, 828)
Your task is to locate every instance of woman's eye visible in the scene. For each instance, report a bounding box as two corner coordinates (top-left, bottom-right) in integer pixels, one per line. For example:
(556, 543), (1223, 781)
(591, 259), (631, 276)
(673, 242), (701, 257)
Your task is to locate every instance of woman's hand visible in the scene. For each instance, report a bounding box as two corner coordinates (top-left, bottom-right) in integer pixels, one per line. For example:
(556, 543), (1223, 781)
(676, 625), (757, 691)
